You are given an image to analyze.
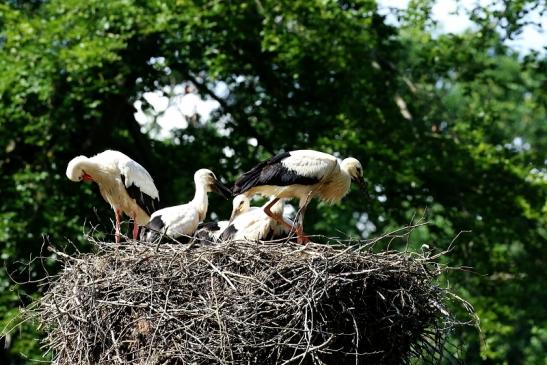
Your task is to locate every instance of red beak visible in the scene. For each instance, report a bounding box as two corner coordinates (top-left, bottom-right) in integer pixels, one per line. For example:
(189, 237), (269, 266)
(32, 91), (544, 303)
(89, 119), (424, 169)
(82, 173), (93, 182)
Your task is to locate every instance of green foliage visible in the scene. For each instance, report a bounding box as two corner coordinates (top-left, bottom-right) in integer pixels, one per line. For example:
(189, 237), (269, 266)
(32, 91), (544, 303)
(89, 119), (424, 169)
(0, 0), (545, 363)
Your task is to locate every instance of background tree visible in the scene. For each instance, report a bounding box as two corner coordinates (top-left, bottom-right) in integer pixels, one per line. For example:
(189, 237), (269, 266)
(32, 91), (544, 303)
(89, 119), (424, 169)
(0, 0), (545, 363)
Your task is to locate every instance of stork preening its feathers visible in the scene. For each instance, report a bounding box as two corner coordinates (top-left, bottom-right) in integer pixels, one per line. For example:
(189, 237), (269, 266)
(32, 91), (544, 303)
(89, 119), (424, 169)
(232, 150), (367, 243)
(140, 169), (231, 243)
(66, 150), (159, 243)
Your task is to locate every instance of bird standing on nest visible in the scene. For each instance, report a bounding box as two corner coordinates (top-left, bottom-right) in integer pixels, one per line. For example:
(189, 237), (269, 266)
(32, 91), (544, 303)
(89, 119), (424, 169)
(66, 150), (159, 243)
(232, 150), (367, 244)
(141, 169), (231, 243)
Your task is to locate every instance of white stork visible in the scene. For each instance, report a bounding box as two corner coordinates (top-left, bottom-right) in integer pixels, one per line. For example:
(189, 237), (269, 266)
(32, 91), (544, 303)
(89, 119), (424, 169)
(219, 195), (292, 242)
(66, 150), (159, 243)
(232, 150), (367, 243)
(141, 169), (231, 243)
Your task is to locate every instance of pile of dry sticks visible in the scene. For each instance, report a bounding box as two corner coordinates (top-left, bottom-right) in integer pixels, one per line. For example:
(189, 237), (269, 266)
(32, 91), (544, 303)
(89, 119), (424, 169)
(30, 229), (474, 364)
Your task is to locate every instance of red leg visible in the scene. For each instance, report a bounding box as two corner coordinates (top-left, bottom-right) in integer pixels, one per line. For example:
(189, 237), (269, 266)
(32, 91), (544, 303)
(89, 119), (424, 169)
(264, 198), (294, 231)
(114, 209), (121, 243)
(264, 199), (309, 243)
(296, 228), (310, 244)
(132, 218), (139, 240)
(294, 203), (310, 244)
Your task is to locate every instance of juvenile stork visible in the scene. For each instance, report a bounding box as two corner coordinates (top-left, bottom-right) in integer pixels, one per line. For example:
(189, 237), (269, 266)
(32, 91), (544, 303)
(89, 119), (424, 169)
(232, 150), (367, 243)
(193, 194), (250, 243)
(66, 150), (159, 243)
(193, 220), (230, 244)
(220, 195), (292, 242)
(141, 169), (231, 243)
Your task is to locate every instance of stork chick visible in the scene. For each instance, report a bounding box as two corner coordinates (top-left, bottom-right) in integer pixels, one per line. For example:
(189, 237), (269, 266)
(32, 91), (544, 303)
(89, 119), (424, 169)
(220, 195), (292, 242)
(141, 169), (231, 243)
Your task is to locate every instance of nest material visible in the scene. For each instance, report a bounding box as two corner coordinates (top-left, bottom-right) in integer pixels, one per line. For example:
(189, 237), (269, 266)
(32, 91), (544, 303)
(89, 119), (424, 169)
(33, 237), (469, 365)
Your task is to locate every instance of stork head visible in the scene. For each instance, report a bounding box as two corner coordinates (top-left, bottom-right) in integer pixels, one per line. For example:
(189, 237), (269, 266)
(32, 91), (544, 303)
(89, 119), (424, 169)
(66, 156), (94, 182)
(194, 169), (232, 199)
(229, 194), (251, 222)
(341, 157), (367, 192)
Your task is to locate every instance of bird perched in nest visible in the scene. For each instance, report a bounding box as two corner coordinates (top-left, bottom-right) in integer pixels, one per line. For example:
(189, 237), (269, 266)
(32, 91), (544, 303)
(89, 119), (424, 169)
(193, 220), (230, 244)
(194, 195), (292, 243)
(232, 150), (367, 244)
(219, 195), (292, 242)
(66, 150), (159, 243)
(193, 194), (261, 243)
(141, 169), (231, 243)
(192, 194), (250, 243)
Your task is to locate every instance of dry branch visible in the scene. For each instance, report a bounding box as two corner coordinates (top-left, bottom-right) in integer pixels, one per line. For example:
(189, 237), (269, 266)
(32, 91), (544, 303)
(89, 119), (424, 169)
(28, 235), (473, 364)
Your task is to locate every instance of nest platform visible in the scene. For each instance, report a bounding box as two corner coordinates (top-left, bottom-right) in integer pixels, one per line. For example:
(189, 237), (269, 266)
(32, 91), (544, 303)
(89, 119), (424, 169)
(33, 236), (469, 364)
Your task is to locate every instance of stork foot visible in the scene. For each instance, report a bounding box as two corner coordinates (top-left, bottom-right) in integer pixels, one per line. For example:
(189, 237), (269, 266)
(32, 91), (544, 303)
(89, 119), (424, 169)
(295, 226), (310, 244)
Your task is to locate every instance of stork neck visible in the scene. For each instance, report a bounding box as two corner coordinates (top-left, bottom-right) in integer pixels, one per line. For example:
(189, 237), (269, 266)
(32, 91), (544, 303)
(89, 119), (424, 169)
(319, 163), (351, 204)
(191, 183), (209, 217)
(339, 167), (351, 181)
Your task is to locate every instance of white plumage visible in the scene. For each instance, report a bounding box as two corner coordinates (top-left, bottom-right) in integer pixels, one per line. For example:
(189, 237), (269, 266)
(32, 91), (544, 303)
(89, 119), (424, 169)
(141, 169), (231, 243)
(232, 150), (366, 243)
(221, 195), (292, 242)
(66, 150), (159, 242)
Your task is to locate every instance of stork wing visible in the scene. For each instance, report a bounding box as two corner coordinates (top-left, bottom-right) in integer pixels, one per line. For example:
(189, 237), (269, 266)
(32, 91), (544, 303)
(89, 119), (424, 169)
(233, 150), (337, 194)
(120, 159), (160, 216)
(142, 205), (196, 243)
(140, 214), (165, 242)
(219, 224), (238, 241)
(280, 150), (338, 178)
(197, 221), (224, 231)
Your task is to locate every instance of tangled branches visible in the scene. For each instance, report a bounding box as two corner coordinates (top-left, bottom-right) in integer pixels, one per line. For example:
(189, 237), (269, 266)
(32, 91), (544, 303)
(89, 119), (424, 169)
(31, 234), (473, 364)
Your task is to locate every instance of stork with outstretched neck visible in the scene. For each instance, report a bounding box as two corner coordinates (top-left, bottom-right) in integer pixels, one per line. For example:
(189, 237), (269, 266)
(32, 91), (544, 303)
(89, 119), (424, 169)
(66, 150), (159, 243)
(232, 150), (367, 243)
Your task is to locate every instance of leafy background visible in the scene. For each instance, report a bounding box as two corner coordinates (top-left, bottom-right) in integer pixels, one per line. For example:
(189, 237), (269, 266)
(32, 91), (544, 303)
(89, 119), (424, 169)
(0, 0), (545, 363)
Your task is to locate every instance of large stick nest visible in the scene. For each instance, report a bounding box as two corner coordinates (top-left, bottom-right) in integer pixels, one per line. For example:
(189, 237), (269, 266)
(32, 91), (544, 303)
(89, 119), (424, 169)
(32, 233), (472, 364)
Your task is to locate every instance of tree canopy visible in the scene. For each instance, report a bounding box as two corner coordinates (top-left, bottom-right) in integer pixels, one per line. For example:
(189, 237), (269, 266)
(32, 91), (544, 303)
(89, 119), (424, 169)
(0, 0), (545, 363)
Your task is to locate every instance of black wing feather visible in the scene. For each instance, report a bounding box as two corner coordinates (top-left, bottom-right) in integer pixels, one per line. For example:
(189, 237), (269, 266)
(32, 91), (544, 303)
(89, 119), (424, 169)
(146, 215), (165, 231)
(232, 151), (320, 195)
(197, 221), (221, 231)
(139, 215), (165, 242)
(121, 174), (159, 215)
(219, 224), (238, 241)
(141, 215), (192, 244)
(193, 221), (221, 245)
